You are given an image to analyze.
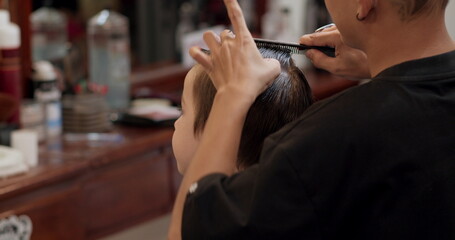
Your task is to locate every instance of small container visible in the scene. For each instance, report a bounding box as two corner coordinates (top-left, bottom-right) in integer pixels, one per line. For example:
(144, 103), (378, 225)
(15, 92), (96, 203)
(62, 94), (112, 133)
(11, 129), (38, 167)
(32, 61), (62, 138)
(20, 100), (46, 142)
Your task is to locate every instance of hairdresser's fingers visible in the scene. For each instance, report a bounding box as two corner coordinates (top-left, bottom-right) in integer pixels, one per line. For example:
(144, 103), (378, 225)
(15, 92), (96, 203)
(224, 0), (251, 38)
(305, 49), (338, 71)
(299, 30), (341, 49)
(203, 31), (221, 51)
(306, 47), (371, 79)
(189, 46), (212, 72)
(220, 29), (236, 43)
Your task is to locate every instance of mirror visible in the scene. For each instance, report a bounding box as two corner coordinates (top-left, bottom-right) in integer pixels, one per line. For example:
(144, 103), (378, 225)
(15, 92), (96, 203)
(7, 0), (265, 75)
(7, 0), (264, 97)
(29, 0), (263, 68)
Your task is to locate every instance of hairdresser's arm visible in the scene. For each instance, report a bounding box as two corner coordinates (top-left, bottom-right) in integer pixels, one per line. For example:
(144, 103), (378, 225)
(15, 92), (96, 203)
(300, 25), (371, 80)
(167, 0), (280, 239)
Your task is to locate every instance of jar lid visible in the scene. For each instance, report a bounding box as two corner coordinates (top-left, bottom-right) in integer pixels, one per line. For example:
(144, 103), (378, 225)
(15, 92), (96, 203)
(32, 61), (57, 81)
(88, 9), (129, 32)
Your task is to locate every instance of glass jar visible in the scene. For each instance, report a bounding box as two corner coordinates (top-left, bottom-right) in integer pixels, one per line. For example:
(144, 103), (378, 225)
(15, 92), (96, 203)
(87, 9), (131, 112)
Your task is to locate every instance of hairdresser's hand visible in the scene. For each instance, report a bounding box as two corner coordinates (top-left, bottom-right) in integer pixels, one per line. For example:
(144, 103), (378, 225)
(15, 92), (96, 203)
(190, 0), (280, 102)
(300, 24), (371, 80)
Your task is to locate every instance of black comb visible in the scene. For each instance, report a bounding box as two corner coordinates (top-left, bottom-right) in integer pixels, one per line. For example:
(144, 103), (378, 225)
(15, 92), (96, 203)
(254, 38), (335, 57)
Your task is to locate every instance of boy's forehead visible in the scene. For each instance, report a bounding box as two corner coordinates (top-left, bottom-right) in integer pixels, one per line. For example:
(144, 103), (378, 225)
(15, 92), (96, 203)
(186, 65), (206, 88)
(182, 66), (202, 103)
(185, 66), (200, 86)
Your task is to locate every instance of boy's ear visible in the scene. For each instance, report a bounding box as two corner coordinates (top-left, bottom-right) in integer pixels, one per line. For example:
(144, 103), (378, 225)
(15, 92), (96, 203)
(357, 0), (377, 20)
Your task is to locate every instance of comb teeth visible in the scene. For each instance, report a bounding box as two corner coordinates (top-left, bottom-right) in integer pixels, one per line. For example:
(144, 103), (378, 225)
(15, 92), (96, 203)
(255, 41), (298, 54)
(199, 39), (335, 57)
(254, 38), (335, 57)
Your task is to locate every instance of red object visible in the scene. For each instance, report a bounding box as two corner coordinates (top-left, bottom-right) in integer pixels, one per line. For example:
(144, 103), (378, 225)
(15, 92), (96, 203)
(0, 48), (22, 124)
(88, 82), (109, 95)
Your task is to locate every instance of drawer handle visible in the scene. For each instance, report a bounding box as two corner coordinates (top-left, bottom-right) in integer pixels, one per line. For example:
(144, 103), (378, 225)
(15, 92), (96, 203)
(0, 215), (33, 240)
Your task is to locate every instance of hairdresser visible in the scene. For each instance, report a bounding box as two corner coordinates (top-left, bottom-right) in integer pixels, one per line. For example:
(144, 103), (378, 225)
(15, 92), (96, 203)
(169, 0), (455, 239)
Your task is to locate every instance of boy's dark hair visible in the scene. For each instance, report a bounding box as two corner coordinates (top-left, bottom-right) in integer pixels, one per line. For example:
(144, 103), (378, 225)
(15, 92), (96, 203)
(192, 48), (313, 170)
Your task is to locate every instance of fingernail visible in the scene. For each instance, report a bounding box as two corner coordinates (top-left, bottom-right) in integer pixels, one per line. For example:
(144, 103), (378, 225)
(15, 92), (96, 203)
(315, 23), (335, 32)
(200, 48), (211, 55)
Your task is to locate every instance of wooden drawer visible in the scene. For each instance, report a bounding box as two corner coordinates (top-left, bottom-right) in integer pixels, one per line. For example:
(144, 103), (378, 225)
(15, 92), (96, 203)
(80, 148), (174, 239)
(0, 179), (84, 240)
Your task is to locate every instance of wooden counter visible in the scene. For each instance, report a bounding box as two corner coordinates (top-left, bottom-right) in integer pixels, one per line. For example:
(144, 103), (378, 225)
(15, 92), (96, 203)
(0, 126), (181, 240)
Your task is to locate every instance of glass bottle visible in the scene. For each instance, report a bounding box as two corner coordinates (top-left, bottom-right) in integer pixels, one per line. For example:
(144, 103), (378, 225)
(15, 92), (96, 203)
(87, 9), (131, 112)
(30, 0), (68, 64)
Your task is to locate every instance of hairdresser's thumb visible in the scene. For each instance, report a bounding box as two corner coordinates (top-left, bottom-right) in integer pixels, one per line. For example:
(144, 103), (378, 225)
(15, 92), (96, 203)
(264, 58), (280, 75)
(305, 49), (335, 72)
(305, 49), (315, 61)
(263, 58), (280, 84)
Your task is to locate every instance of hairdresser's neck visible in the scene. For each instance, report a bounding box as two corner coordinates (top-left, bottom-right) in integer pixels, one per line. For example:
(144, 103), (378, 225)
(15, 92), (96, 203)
(364, 14), (455, 77)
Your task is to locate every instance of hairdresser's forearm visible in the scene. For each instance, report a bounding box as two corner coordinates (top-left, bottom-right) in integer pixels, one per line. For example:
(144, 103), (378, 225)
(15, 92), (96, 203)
(168, 89), (254, 240)
(186, 88), (255, 176)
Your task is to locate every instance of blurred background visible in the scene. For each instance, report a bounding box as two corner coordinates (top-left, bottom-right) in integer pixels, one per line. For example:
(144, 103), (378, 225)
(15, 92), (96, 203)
(0, 1), (454, 239)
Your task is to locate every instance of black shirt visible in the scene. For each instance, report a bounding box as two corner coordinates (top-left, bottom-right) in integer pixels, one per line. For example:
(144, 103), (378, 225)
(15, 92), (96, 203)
(183, 51), (455, 239)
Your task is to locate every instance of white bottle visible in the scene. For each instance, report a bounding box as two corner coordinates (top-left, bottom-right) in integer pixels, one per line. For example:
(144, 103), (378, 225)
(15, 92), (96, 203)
(30, 1), (68, 63)
(88, 9), (131, 112)
(0, 10), (20, 48)
(32, 61), (62, 138)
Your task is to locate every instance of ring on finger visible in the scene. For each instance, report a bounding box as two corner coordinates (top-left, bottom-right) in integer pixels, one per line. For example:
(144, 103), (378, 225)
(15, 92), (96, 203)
(315, 23), (336, 33)
(220, 29), (236, 42)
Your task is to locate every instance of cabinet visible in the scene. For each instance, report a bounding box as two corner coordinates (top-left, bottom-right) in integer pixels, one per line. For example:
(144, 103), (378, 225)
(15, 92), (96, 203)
(0, 176), (84, 239)
(0, 126), (182, 239)
(1, 2), (184, 237)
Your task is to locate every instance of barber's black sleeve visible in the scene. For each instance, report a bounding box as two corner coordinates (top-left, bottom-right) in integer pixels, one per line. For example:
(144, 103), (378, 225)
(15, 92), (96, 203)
(182, 144), (322, 240)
